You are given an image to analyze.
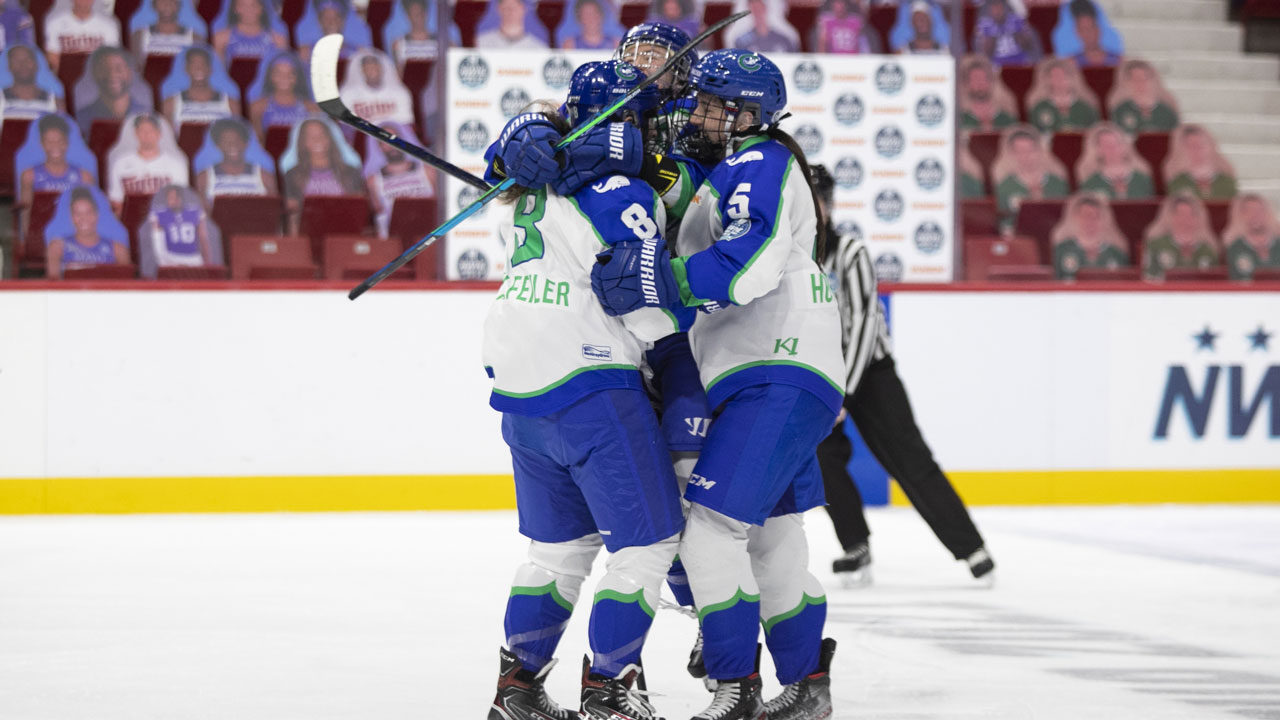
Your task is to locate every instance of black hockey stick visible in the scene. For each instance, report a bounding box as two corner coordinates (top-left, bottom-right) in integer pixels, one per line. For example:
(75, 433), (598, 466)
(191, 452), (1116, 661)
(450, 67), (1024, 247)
(323, 10), (749, 300)
(309, 45), (488, 191)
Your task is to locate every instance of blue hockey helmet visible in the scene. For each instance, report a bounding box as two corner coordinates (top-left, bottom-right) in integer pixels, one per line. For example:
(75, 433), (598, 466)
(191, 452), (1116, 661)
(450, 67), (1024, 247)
(564, 60), (662, 130)
(615, 21), (696, 95)
(687, 49), (787, 126)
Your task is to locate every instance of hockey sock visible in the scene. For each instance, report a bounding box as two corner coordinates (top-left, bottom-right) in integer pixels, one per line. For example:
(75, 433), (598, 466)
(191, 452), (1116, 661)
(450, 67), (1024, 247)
(666, 556), (695, 607)
(588, 534), (679, 677)
(749, 513), (828, 685)
(504, 535), (601, 673)
(681, 503), (761, 680)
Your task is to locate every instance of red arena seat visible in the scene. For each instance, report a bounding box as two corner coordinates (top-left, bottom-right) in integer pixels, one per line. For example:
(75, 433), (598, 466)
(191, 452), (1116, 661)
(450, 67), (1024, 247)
(1082, 66), (1116, 119)
(299, 195), (374, 261)
(177, 122), (210, 163)
(1000, 65), (1035, 121)
(211, 195), (284, 239)
(962, 198), (1000, 236)
(1110, 199), (1161, 253)
(229, 234), (317, 280)
(16, 190), (61, 274)
(620, 2), (647, 27)
(1013, 199), (1068, 248)
(121, 192), (157, 264)
(0, 117), (32, 197)
(366, 0), (393, 49)
(323, 234), (413, 280)
(702, 2), (733, 49)
(786, 4), (819, 52)
(263, 125), (292, 162)
(964, 235), (1045, 281)
(1051, 132), (1086, 189)
(1134, 133), (1171, 194)
(454, 1), (488, 47)
(968, 132), (1001, 188)
(536, 0), (567, 46)
(987, 264), (1055, 282)
(57, 52), (91, 115)
(88, 119), (125, 182)
(156, 266), (229, 280)
(62, 264), (138, 280)
(1205, 200), (1231, 236)
(867, 5), (895, 52)
(1027, 4), (1057, 54)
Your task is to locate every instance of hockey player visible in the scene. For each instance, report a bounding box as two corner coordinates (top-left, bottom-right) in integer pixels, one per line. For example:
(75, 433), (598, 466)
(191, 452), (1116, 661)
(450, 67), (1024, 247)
(808, 164), (996, 587)
(592, 50), (842, 720)
(482, 61), (686, 720)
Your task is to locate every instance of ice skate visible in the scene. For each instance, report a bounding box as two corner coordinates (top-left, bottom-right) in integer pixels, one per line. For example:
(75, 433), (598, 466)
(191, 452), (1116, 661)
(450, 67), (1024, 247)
(763, 637), (836, 720)
(488, 647), (576, 720)
(832, 542), (872, 588)
(688, 672), (765, 720)
(579, 656), (663, 720)
(967, 546), (996, 587)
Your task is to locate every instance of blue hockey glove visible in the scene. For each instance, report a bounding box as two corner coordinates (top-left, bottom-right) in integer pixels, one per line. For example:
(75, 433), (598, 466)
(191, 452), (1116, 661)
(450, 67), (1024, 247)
(591, 238), (682, 316)
(498, 113), (563, 188)
(552, 122), (643, 196)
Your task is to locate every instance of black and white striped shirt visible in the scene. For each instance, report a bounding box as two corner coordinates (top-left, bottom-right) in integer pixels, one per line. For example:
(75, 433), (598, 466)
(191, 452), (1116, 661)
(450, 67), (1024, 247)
(825, 231), (893, 396)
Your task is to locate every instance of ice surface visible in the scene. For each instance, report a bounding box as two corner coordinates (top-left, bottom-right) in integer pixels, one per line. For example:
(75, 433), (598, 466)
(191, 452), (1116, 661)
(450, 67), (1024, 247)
(1, 505), (1278, 719)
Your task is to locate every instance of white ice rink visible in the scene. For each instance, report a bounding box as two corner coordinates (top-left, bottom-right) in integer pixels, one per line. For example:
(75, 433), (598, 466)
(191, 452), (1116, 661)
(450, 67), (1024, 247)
(2, 505), (1279, 719)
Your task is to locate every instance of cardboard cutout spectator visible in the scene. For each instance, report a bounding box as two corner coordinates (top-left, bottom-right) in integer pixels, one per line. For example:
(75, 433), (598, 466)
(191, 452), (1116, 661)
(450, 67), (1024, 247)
(130, 0), (208, 59)
(1222, 193), (1280, 280)
(383, 0), (461, 67)
(364, 121), (434, 237)
(1075, 122), (1154, 199)
(1107, 59), (1179, 134)
(959, 54), (1018, 132)
(338, 47), (414, 130)
(959, 140), (986, 198)
(211, 0), (288, 63)
(44, 185), (129, 278)
(1050, 192), (1129, 279)
(296, 0), (372, 62)
(15, 112), (96, 237)
(418, 73), (440, 146)
(138, 184), (222, 277)
(557, 0), (625, 50)
(475, 0), (549, 49)
(160, 44), (241, 132)
(891, 0), (948, 54)
(1163, 124), (1238, 200)
(0, 43), (65, 119)
(646, 0), (701, 38)
(0, 0), (36, 52)
(726, 0), (799, 54)
(992, 124), (1069, 228)
(247, 49), (317, 134)
(1054, 0), (1123, 68)
(44, 0), (121, 72)
(1143, 192), (1221, 278)
(193, 116), (277, 200)
(972, 0), (1041, 67)
(1025, 57), (1100, 133)
(815, 0), (873, 54)
(106, 111), (190, 213)
(74, 46), (155, 137)
(279, 115), (365, 234)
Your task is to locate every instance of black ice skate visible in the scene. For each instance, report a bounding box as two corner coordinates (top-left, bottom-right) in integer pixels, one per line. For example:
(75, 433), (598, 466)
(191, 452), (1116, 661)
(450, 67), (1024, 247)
(832, 542), (872, 588)
(487, 647), (576, 720)
(966, 546), (996, 586)
(763, 637), (837, 720)
(578, 656), (663, 720)
(689, 672), (765, 720)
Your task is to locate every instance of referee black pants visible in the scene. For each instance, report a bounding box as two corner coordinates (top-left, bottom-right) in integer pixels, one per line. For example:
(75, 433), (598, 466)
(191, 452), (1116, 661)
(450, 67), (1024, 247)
(817, 355), (985, 560)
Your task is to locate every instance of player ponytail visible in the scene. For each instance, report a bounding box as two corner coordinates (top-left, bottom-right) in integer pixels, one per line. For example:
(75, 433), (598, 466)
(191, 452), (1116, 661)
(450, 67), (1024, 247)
(766, 126), (828, 263)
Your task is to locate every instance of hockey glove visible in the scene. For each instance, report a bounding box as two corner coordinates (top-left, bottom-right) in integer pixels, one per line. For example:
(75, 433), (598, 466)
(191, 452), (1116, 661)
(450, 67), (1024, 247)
(497, 113), (562, 188)
(552, 122), (643, 196)
(591, 238), (682, 316)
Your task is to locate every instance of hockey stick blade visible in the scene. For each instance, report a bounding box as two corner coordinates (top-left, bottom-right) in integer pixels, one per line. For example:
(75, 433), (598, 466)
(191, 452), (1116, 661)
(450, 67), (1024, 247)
(347, 10), (749, 300)
(309, 34), (489, 191)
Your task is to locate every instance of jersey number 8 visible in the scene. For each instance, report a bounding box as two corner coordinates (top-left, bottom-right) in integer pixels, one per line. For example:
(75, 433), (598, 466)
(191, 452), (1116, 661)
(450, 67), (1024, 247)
(511, 189), (548, 267)
(621, 203), (658, 241)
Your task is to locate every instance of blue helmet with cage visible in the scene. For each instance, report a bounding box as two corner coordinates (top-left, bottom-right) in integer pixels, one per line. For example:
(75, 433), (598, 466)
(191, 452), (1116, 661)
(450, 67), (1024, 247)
(615, 21), (697, 96)
(677, 49), (788, 160)
(564, 60), (662, 130)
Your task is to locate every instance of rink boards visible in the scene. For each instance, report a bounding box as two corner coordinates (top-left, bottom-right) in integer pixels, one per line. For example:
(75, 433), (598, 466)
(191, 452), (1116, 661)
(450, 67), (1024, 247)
(0, 285), (1276, 512)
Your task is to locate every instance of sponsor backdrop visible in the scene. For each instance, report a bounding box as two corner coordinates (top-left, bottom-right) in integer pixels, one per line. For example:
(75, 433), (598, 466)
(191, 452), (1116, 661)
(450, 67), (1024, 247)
(2, 288), (1275, 513)
(444, 50), (955, 282)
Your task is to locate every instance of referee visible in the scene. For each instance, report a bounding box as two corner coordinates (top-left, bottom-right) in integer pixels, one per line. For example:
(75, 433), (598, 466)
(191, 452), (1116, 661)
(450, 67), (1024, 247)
(810, 165), (995, 586)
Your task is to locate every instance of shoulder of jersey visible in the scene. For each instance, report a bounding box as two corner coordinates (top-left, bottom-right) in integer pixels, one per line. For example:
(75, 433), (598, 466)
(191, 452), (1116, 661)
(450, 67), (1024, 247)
(572, 174), (657, 209)
(714, 139), (792, 182)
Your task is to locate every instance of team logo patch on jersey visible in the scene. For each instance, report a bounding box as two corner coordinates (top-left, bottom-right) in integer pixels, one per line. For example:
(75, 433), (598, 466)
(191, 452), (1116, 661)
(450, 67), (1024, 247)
(874, 252), (904, 282)
(914, 221), (945, 254)
(592, 176), (631, 193)
(543, 56), (574, 89)
(499, 87), (531, 118)
(725, 150), (764, 166)
(875, 126), (905, 158)
(456, 249), (489, 279)
(738, 53), (764, 73)
(721, 218), (751, 241)
(457, 186), (489, 219)
(915, 158), (945, 190)
(916, 94), (946, 128)
(457, 55), (489, 88)
(793, 61), (823, 93)
(457, 119), (489, 153)
(874, 189), (905, 222)
(794, 124), (824, 156)
(834, 157), (863, 189)
(834, 93), (864, 126)
(836, 220), (863, 243)
(582, 344), (613, 361)
(875, 62), (906, 95)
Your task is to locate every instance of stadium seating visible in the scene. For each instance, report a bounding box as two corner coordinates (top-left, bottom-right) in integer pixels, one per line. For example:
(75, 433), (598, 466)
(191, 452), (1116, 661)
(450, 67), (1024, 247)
(121, 193), (156, 265)
(15, 191), (61, 275)
(962, 198), (1000, 237)
(229, 234), (317, 280)
(0, 118), (32, 197)
(211, 195), (284, 239)
(63, 264), (137, 280)
(323, 234), (413, 280)
(156, 265), (230, 280)
(1014, 199), (1068, 250)
(299, 195), (374, 261)
(1051, 132), (1085, 189)
(964, 235), (1045, 281)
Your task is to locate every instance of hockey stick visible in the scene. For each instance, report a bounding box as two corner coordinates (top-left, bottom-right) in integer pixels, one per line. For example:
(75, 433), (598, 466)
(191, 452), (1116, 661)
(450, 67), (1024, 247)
(309, 41), (489, 191)
(331, 10), (749, 301)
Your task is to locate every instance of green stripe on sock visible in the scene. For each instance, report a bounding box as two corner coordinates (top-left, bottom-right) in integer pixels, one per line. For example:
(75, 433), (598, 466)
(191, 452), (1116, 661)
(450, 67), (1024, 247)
(762, 593), (827, 634)
(696, 587), (761, 623)
(510, 582), (573, 613)
(593, 588), (655, 618)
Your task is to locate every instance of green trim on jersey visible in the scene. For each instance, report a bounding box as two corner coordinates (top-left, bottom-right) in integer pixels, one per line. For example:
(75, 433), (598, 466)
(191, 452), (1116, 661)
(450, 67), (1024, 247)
(510, 582), (574, 613)
(727, 157), (795, 306)
(705, 359), (844, 396)
(672, 256), (710, 307)
(567, 194), (609, 247)
(593, 588), (655, 618)
(697, 587), (760, 623)
(492, 363), (638, 398)
(762, 593), (826, 634)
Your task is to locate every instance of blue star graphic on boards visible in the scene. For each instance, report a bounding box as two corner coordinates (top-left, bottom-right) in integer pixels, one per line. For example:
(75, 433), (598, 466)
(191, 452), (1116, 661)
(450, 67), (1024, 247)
(1193, 325), (1218, 351)
(1247, 325), (1272, 351)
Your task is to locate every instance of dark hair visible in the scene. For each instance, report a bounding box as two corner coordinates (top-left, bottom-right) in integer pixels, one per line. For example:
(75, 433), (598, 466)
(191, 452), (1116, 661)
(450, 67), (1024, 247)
(402, 0), (427, 8)
(38, 113), (70, 137)
(263, 52), (304, 97)
(1069, 0), (1097, 19)
(228, 0), (271, 32)
(91, 46), (130, 83)
(134, 113), (161, 131)
(70, 186), (95, 207)
(185, 46), (213, 67)
(767, 126), (828, 263)
(212, 117), (250, 144)
(8, 44), (35, 62)
(808, 163), (834, 210)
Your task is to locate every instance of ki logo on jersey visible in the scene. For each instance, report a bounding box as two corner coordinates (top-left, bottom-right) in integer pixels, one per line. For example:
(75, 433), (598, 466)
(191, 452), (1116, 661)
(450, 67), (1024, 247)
(689, 473), (717, 490)
(684, 417), (710, 437)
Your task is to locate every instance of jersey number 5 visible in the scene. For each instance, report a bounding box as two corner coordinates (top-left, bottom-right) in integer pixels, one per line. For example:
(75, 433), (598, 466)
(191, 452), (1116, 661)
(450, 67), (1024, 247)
(511, 189), (547, 267)
(727, 184), (751, 220)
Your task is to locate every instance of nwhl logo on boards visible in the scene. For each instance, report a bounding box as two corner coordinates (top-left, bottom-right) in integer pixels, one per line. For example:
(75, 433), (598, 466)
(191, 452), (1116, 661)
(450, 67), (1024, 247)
(456, 249), (489, 280)
(874, 253), (904, 282)
(457, 55), (489, 88)
(914, 222), (945, 254)
(1154, 324), (1278, 440)
(875, 62), (906, 95)
(457, 186), (488, 219)
(835, 157), (863, 189)
(834, 93), (865, 126)
(916, 94), (946, 127)
(793, 61), (823, 93)
(794, 125), (824, 156)
(915, 158), (945, 190)
(457, 119), (489, 153)
(875, 126), (905, 158)
(543, 56), (573, 89)
(836, 220), (863, 243)
(499, 88), (531, 118)
(874, 189), (905, 222)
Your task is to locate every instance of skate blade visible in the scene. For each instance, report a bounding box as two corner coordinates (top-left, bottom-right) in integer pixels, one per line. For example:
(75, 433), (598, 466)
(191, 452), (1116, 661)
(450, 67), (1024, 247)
(837, 567), (872, 589)
(973, 570), (996, 589)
